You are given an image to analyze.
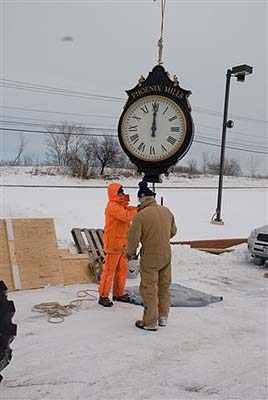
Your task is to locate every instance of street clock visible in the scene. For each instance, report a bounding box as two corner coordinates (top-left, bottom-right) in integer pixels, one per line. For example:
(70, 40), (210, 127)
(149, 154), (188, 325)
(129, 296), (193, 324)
(118, 65), (194, 182)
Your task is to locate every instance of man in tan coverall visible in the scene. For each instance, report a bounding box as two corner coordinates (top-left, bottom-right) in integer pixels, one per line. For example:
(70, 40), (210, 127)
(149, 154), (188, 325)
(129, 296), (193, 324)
(127, 181), (177, 331)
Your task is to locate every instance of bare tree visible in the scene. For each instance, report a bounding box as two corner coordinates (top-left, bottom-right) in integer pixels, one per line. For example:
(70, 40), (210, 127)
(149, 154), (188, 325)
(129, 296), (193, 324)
(202, 152), (209, 175)
(248, 155), (259, 178)
(94, 136), (119, 175)
(13, 134), (27, 165)
(45, 122), (85, 166)
(187, 159), (199, 175)
(115, 149), (135, 169)
(69, 136), (97, 178)
(208, 158), (241, 176)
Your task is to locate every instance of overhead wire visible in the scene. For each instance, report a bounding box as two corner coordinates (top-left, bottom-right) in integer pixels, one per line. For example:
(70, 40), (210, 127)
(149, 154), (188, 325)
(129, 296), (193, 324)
(1, 118), (267, 150)
(2, 105), (118, 119)
(2, 109), (267, 144)
(1, 79), (268, 125)
(2, 127), (267, 155)
(1, 79), (124, 102)
(1, 128), (117, 138)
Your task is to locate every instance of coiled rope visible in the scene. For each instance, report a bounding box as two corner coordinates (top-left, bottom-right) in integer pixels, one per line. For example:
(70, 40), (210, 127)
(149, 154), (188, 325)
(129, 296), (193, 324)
(32, 289), (98, 323)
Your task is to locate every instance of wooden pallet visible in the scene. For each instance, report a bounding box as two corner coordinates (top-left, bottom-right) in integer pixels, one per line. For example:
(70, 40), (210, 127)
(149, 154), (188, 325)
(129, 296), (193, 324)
(71, 228), (105, 282)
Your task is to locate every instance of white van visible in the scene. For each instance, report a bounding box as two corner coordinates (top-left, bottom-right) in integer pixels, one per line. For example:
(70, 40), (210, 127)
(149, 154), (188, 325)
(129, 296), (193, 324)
(248, 225), (268, 265)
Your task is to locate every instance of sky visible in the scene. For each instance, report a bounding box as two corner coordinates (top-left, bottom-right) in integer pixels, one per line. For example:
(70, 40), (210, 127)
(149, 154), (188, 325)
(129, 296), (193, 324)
(1, 0), (268, 175)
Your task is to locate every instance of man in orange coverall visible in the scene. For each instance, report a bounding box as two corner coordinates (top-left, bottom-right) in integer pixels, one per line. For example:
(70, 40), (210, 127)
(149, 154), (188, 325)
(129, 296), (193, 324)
(98, 183), (137, 307)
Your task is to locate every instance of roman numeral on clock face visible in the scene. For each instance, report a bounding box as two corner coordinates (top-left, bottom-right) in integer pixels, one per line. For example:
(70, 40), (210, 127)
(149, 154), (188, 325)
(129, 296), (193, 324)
(171, 126), (180, 132)
(130, 133), (139, 145)
(137, 142), (146, 152)
(152, 102), (159, 112)
(167, 136), (176, 145)
(129, 125), (138, 132)
(162, 106), (169, 115)
(132, 114), (141, 120)
(140, 105), (149, 114)
(149, 146), (156, 155)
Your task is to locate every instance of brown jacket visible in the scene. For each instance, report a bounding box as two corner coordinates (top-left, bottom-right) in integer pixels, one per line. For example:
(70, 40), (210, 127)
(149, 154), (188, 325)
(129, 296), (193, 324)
(127, 198), (177, 269)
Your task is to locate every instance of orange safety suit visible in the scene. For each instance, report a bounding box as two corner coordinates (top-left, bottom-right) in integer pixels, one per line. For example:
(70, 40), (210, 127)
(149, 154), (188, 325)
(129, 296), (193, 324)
(99, 183), (137, 298)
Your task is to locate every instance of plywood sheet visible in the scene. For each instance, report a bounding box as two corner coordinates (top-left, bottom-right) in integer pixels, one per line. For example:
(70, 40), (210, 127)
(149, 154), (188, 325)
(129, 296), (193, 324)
(60, 250), (94, 285)
(0, 218), (64, 290)
(61, 258), (93, 285)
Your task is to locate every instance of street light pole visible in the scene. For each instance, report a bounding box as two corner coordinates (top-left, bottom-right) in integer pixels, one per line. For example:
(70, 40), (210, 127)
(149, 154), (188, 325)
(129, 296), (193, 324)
(214, 69), (232, 224)
(211, 64), (253, 225)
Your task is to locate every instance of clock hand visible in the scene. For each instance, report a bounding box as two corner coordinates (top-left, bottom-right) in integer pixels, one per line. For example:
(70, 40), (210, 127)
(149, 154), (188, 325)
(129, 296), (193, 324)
(151, 102), (158, 138)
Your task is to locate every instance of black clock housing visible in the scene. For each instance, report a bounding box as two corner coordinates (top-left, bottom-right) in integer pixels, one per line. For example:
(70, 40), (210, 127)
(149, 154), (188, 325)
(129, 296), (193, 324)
(118, 65), (194, 182)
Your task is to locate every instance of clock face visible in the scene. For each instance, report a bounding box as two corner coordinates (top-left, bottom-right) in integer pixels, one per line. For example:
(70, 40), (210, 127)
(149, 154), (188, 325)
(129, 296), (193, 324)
(120, 95), (187, 162)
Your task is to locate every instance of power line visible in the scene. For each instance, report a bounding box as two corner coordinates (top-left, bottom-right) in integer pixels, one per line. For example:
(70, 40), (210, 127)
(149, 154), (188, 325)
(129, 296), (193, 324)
(197, 132), (267, 150)
(1, 120), (117, 133)
(2, 119), (267, 150)
(193, 106), (268, 125)
(1, 127), (117, 138)
(2, 127), (267, 155)
(193, 139), (267, 155)
(2, 105), (118, 119)
(5, 115), (263, 147)
(197, 122), (266, 139)
(1, 79), (124, 102)
(2, 110), (267, 143)
(2, 78), (267, 125)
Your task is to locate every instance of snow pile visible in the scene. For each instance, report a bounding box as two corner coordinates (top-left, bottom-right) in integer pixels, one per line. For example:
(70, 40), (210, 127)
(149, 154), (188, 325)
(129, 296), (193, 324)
(0, 167), (267, 400)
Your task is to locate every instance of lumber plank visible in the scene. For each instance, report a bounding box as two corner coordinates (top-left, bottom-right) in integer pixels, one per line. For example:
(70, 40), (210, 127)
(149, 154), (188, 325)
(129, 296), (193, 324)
(96, 229), (104, 242)
(83, 229), (99, 259)
(170, 238), (247, 248)
(90, 229), (105, 258)
(71, 228), (88, 254)
(194, 248), (234, 254)
(5, 219), (22, 290)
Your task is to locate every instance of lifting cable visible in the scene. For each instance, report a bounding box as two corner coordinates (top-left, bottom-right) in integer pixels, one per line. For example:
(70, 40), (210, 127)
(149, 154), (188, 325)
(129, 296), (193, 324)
(156, 0), (167, 65)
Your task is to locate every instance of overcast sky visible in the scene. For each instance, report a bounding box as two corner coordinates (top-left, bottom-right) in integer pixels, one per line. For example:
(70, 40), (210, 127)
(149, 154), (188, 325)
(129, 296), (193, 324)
(1, 0), (268, 175)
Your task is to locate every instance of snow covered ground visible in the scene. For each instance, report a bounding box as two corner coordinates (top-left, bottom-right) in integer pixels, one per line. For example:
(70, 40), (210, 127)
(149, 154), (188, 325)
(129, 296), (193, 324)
(0, 167), (267, 400)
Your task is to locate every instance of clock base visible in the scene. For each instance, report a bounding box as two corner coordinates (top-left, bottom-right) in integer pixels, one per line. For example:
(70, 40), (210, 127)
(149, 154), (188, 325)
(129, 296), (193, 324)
(143, 174), (162, 183)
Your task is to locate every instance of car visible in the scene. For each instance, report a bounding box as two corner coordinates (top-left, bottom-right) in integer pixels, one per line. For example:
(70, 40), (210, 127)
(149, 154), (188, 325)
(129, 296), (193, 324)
(248, 225), (268, 265)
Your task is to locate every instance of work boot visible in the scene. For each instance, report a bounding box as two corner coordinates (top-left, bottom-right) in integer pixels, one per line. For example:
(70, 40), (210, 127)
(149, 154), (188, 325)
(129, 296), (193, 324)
(98, 297), (113, 307)
(135, 320), (158, 331)
(158, 316), (168, 327)
(112, 293), (131, 303)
